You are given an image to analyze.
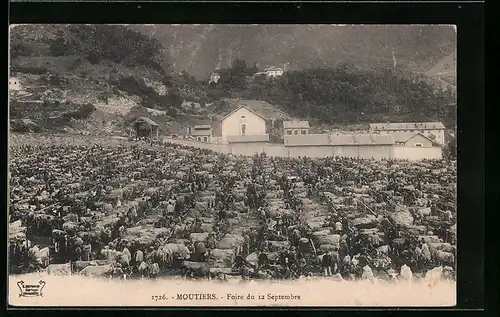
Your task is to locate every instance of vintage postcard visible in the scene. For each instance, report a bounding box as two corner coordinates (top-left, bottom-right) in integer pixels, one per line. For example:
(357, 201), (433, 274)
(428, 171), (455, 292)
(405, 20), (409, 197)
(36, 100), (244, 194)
(8, 24), (456, 307)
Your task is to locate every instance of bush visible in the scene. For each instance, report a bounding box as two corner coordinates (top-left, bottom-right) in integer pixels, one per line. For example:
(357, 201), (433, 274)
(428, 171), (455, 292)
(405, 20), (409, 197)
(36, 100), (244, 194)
(49, 37), (72, 56)
(118, 76), (156, 97)
(86, 53), (102, 65)
(10, 43), (34, 58)
(62, 103), (96, 120)
(11, 65), (48, 75)
(166, 108), (178, 118)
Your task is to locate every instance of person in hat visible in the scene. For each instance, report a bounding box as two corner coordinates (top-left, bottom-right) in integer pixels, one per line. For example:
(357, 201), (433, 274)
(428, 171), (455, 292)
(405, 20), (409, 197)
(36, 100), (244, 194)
(369, 232), (381, 249)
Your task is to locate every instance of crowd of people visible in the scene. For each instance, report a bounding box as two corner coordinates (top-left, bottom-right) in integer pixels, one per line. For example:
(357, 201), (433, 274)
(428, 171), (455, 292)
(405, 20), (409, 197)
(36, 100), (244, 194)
(9, 134), (457, 282)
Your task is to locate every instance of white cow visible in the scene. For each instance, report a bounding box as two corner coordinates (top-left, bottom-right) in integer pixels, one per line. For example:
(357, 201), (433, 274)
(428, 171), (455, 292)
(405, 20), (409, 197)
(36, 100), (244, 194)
(33, 247), (50, 267)
(425, 266), (444, 285)
(46, 262), (71, 275)
(399, 264), (413, 285)
(361, 265), (375, 281)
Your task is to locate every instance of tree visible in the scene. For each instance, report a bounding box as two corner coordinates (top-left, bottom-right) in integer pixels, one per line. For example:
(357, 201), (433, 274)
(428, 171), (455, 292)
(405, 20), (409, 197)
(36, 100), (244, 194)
(444, 137), (456, 160)
(49, 37), (71, 56)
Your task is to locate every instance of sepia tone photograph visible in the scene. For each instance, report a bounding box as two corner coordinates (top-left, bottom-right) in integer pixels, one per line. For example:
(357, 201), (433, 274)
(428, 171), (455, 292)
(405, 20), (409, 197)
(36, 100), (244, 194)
(8, 24), (457, 307)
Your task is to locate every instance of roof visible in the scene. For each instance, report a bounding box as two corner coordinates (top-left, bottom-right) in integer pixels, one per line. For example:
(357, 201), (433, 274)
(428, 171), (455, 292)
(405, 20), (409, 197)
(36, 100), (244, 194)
(330, 134), (395, 146)
(369, 122), (445, 130)
(391, 132), (434, 143)
(285, 133), (394, 147)
(133, 117), (159, 127)
(191, 128), (212, 136)
(284, 134), (330, 146)
(193, 124), (212, 129)
(283, 121), (310, 129)
(227, 134), (270, 143)
(220, 105), (268, 122)
(222, 99), (291, 121)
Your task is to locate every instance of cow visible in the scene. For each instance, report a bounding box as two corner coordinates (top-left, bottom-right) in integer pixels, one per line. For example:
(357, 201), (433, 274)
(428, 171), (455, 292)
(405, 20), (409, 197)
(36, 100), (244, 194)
(138, 261), (160, 279)
(377, 245), (391, 256)
(332, 272), (344, 282)
(28, 245), (40, 259)
(424, 266), (444, 286)
(435, 251), (455, 267)
(399, 264), (413, 284)
(73, 260), (98, 272)
(46, 262), (71, 275)
(443, 266), (455, 281)
(33, 247), (50, 268)
(361, 265), (375, 281)
(101, 247), (122, 262)
(421, 243), (432, 262)
(79, 264), (113, 277)
(162, 243), (190, 267)
(138, 261), (150, 279)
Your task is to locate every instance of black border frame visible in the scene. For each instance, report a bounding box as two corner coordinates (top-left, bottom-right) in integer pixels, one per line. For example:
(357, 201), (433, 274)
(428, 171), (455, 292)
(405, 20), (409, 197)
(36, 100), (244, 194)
(5, 0), (488, 314)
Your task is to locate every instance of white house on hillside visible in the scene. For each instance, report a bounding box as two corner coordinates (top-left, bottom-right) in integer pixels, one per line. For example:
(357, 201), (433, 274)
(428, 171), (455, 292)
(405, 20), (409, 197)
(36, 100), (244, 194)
(9, 77), (22, 93)
(284, 120), (310, 135)
(369, 122), (446, 145)
(220, 105), (269, 144)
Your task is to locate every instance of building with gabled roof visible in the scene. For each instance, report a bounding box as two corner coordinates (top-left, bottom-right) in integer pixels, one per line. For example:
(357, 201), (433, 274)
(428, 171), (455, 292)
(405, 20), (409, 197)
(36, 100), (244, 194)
(369, 121), (446, 145)
(220, 105), (268, 144)
(188, 124), (213, 143)
(131, 117), (159, 139)
(283, 120), (310, 135)
(391, 131), (436, 147)
(283, 133), (395, 159)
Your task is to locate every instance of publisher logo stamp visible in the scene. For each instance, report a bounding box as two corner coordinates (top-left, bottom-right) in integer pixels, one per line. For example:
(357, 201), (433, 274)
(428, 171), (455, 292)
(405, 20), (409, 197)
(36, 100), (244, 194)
(17, 280), (46, 297)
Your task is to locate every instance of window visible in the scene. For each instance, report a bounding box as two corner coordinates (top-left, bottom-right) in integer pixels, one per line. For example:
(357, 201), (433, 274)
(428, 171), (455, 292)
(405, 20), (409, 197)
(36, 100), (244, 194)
(286, 130), (292, 135)
(240, 115), (246, 119)
(301, 130), (307, 135)
(241, 124), (246, 135)
(294, 130), (298, 135)
(203, 136), (208, 143)
(415, 143), (423, 147)
(197, 136), (202, 142)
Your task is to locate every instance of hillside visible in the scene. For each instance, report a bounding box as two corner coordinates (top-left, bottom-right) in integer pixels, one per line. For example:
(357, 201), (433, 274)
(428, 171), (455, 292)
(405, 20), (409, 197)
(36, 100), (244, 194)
(132, 24), (456, 81)
(9, 24), (205, 135)
(425, 52), (457, 86)
(9, 24), (456, 135)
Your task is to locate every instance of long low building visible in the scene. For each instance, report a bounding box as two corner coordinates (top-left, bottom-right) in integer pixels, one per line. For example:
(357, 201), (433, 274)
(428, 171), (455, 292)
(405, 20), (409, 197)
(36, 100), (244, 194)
(284, 133), (394, 159)
(284, 133), (441, 160)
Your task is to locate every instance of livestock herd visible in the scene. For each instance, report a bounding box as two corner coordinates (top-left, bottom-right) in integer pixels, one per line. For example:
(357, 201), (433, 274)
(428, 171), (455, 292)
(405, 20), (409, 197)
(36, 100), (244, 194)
(9, 134), (457, 283)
